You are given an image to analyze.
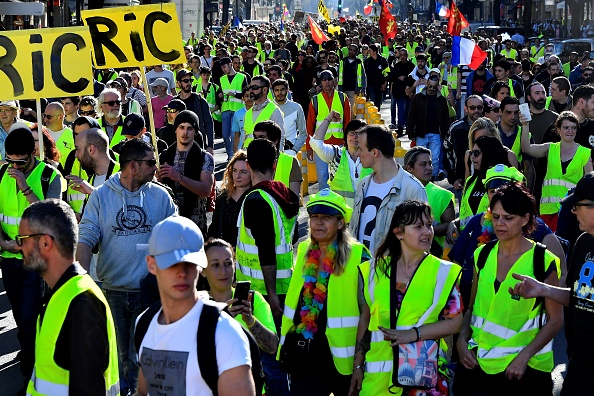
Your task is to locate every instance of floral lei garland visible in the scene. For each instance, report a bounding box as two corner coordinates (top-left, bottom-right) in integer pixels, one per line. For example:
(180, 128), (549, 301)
(296, 242), (337, 339)
(477, 209), (494, 246)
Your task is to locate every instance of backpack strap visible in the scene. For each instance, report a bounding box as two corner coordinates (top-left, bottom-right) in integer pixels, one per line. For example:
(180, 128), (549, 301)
(0, 163), (9, 184)
(312, 94), (318, 114)
(133, 301), (163, 354)
(533, 242), (547, 328)
(198, 300), (227, 395)
(63, 151), (76, 176)
(40, 164), (55, 198)
(475, 240), (498, 275)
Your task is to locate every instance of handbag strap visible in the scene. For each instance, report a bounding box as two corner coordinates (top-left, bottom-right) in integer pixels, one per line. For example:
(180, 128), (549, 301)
(390, 262), (397, 329)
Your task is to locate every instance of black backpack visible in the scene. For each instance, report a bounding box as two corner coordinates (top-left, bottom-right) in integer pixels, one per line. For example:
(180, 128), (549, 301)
(134, 299), (264, 395)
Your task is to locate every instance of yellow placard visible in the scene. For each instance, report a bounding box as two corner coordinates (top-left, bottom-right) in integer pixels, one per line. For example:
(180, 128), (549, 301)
(0, 26), (93, 101)
(318, 0), (331, 23)
(81, 3), (185, 68)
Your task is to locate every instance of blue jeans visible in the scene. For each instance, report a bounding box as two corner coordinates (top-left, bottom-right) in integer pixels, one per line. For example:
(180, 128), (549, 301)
(1, 257), (41, 381)
(103, 289), (143, 394)
(313, 151), (329, 190)
(366, 85), (383, 110)
(221, 110), (235, 159)
(416, 133), (442, 178)
(396, 96), (410, 128)
(261, 352), (290, 395)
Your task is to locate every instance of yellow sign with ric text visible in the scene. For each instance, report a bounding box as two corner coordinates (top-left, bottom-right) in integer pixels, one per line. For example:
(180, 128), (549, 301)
(0, 26), (93, 101)
(318, 0), (331, 23)
(81, 3), (185, 68)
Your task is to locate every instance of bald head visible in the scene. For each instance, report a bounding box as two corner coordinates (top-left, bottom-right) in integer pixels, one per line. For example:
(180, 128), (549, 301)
(79, 127), (109, 154)
(44, 102), (65, 131)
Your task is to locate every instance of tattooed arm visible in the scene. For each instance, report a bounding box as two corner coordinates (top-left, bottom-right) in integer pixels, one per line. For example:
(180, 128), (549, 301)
(245, 317), (279, 355)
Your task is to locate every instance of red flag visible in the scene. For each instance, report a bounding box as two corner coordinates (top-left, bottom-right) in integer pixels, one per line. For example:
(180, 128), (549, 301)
(308, 15), (330, 45)
(379, 2), (397, 45)
(447, 1), (469, 36)
(339, 16), (346, 23)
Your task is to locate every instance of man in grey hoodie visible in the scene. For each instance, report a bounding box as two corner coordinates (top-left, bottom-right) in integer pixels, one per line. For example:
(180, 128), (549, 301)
(77, 138), (177, 395)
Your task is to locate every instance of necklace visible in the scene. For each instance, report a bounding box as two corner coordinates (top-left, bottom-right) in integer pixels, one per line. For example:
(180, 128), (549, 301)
(477, 209), (494, 246)
(296, 242), (337, 339)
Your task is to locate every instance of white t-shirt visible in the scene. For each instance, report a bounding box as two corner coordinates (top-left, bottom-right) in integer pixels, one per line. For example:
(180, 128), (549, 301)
(145, 69), (176, 97)
(138, 293), (251, 396)
(358, 175), (397, 255)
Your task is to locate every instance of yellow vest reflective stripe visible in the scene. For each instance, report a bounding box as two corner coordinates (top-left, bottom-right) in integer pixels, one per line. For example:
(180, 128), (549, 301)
(273, 152), (293, 188)
(469, 242), (559, 374)
(278, 240), (365, 374)
(426, 182), (455, 247)
(98, 118), (126, 148)
(314, 91), (345, 140)
(360, 256), (460, 394)
(328, 148), (372, 208)
(507, 79), (516, 98)
(540, 143), (591, 215)
(220, 73), (246, 112)
(0, 162), (58, 258)
(242, 102), (278, 148)
(446, 65), (458, 89)
(337, 60), (363, 90)
(54, 129), (75, 167)
(459, 175), (489, 230)
(27, 275), (119, 396)
(236, 189), (296, 295)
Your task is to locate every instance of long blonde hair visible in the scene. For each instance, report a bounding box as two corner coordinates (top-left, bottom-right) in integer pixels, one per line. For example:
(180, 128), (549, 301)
(307, 223), (357, 276)
(468, 117), (501, 150)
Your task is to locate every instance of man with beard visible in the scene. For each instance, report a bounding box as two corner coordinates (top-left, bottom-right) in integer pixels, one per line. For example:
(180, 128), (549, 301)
(465, 59), (493, 97)
(174, 69), (214, 153)
(572, 66), (594, 90)
(525, 82), (559, 201)
(272, 79), (306, 155)
(404, 53), (430, 96)
(19, 199), (119, 396)
(157, 110), (214, 236)
(97, 88), (126, 148)
(0, 127), (62, 393)
(243, 75), (285, 148)
(573, 86), (594, 151)
(570, 52), (592, 85)
(444, 95), (485, 203)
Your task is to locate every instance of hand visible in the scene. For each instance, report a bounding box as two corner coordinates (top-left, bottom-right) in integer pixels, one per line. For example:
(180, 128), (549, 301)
(348, 368), (364, 396)
(416, 78), (426, 87)
(226, 294), (254, 323)
(456, 91), (462, 100)
(327, 110), (341, 122)
(378, 326), (416, 346)
(1, 239), (18, 254)
(453, 179), (463, 190)
(158, 163), (181, 182)
(65, 175), (94, 195)
(7, 167), (27, 190)
(509, 273), (545, 299)
(398, 76), (406, 81)
(505, 352), (529, 380)
(268, 292), (283, 317)
(206, 147), (214, 155)
(518, 113), (530, 127)
(456, 339), (478, 369)
(446, 221), (459, 245)
(307, 149), (314, 161)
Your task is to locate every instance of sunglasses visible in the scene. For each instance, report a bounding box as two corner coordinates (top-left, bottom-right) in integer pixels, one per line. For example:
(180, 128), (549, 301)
(467, 105), (484, 111)
(574, 203), (594, 209)
(42, 113), (59, 119)
(166, 108), (179, 113)
(584, 74), (593, 77)
(180, 79), (192, 83)
(103, 100), (121, 106)
(135, 159), (158, 167)
(15, 233), (54, 246)
(469, 149), (482, 157)
(6, 156), (30, 165)
(79, 110), (96, 116)
(248, 85), (263, 90)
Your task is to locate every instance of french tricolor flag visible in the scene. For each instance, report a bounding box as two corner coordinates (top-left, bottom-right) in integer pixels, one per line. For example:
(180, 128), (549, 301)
(452, 36), (488, 70)
(435, 1), (450, 17)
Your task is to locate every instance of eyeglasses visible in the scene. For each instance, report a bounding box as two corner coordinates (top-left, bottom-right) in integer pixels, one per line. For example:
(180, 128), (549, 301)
(0, 108), (14, 113)
(79, 110), (96, 116)
(135, 159), (158, 167)
(470, 149), (482, 157)
(468, 105), (484, 111)
(15, 233), (54, 246)
(248, 85), (263, 90)
(573, 202), (594, 209)
(584, 73), (592, 77)
(166, 108), (179, 113)
(180, 79), (192, 83)
(347, 131), (359, 136)
(42, 113), (60, 119)
(103, 100), (121, 107)
(5, 156), (30, 165)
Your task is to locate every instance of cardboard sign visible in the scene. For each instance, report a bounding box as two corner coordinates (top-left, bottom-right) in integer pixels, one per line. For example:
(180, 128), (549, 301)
(82, 4), (185, 68)
(0, 26), (93, 100)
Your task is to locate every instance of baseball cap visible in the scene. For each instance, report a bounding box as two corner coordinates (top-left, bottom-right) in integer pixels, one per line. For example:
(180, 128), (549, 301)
(483, 164), (525, 190)
(176, 69), (192, 81)
(429, 68), (441, 76)
(319, 70), (334, 80)
(561, 172), (594, 207)
(306, 188), (352, 223)
(163, 99), (186, 111)
(149, 77), (169, 88)
(482, 95), (501, 111)
(121, 113), (145, 136)
(0, 100), (18, 109)
(138, 216), (207, 269)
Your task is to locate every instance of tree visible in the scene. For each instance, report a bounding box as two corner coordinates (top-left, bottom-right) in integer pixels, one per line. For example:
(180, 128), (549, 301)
(567, 0), (585, 38)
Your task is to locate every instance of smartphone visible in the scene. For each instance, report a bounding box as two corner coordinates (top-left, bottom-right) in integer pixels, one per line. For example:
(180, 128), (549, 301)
(519, 103), (532, 122)
(233, 281), (251, 307)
